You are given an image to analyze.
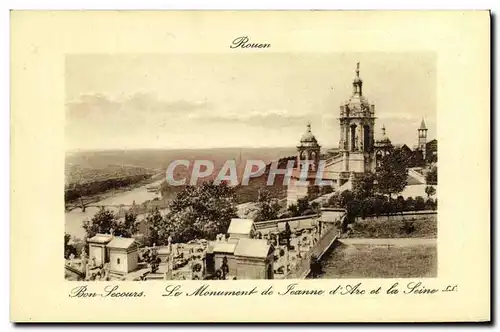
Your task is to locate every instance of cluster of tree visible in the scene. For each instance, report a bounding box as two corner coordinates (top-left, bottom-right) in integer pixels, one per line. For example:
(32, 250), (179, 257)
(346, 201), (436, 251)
(323, 189), (437, 222)
(401, 147), (426, 168)
(306, 185), (333, 201)
(81, 182), (238, 246)
(159, 164), (289, 206)
(233, 156), (296, 204)
(159, 181), (187, 200)
(65, 173), (153, 203)
(286, 198), (320, 218)
(234, 176), (287, 204)
(82, 208), (138, 240)
(426, 165), (438, 185)
(373, 148), (409, 199)
(149, 182), (238, 244)
(254, 189), (282, 222)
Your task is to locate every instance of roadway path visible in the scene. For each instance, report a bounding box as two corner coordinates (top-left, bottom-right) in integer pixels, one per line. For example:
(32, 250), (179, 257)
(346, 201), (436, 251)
(340, 238), (436, 246)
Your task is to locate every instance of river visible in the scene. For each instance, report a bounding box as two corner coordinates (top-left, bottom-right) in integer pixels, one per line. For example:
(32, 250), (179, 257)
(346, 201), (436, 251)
(65, 179), (164, 240)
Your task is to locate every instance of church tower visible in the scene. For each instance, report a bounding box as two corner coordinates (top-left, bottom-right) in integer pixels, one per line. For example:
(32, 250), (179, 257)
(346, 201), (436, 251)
(338, 62), (376, 174)
(418, 118), (428, 159)
(374, 124), (393, 168)
(286, 123), (321, 206)
(297, 123), (321, 171)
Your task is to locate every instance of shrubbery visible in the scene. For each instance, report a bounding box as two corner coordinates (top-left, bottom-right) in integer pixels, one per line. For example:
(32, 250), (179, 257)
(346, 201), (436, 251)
(426, 166), (438, 185)
(323, 190), (437, 223)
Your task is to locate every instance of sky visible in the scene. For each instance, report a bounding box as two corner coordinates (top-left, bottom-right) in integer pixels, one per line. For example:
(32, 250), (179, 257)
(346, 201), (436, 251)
(65, 53), (436, 151)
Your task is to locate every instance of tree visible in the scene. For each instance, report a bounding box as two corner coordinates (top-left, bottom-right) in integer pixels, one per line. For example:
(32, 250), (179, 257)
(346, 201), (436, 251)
(254, 189), (281, 222)
(320, 185), (334, 195)
(82, 207), (116, 239)
(326, 192), (341, 208)
(310, 201), (321, 214)
(425, 198), (437, 211)
(283, 221), (292, 248)
(375, 148), (409, 199)
(114, 212), (138, 237)
(287, 203), (299, 217)
(415, 196), (426, 211)
(359, 199), (372, 219)
(405, 197), (416, 211)
(353, 172), (376, 200)
(425, 185), (436, 199)
(82, 207), (139, 244)
(146, 208), (166, 246)
(160, 182), (238, 243)
(395, 196), (406, 215)
(426, 166), (437, 185)
(297, 197), (311, 215)
(340, 190), (355, 207)
(371, 197), (384, 217)
(307, 186), (321, 200)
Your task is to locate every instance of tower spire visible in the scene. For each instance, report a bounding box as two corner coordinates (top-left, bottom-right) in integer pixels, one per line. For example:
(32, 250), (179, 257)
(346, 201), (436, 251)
(352, 62), (363, 96)
(419, 118), (427, 130)
(418, 118), (428, 160)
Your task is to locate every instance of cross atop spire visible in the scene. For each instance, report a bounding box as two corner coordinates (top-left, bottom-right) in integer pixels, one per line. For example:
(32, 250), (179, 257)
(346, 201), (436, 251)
(356, 62), (360, 77)
(381, 124), (386, 136)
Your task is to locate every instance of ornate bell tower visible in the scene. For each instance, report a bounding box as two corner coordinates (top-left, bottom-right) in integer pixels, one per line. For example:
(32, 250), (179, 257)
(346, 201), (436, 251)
(418, 118), (428, 159)
(287, 123), (321, 207)
(297, 123), (321, 171)
(338, 62), (376, 173)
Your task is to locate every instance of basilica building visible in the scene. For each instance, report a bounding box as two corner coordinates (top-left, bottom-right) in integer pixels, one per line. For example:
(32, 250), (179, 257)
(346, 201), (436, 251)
(286, 63), (428, 206)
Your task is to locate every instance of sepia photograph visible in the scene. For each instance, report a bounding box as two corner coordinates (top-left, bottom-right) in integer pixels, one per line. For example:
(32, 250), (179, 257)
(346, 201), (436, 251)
(64, 53), (438, 281)
(10, 10), (490, 323)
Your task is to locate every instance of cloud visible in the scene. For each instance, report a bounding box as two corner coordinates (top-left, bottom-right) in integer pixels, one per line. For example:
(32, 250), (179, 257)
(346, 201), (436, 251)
(188, 108), (319, 127)
(66, 93), (210, 120)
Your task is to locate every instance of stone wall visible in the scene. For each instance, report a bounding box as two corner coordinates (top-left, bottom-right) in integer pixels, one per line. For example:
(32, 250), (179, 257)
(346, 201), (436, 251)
(285, 215), (343, 279)
(355, 210), (437, 223)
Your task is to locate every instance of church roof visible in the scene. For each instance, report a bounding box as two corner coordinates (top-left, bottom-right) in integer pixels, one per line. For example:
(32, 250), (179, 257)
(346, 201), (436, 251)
(344, 63), (372, 111)
(375, 125), (392, 145)
(298, 123), (321, 148)
(420, 119), (427, 130)
(300, 123), (318, 143)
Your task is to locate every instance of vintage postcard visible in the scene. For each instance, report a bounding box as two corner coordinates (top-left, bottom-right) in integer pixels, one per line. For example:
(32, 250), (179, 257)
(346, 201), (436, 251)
(10, 11), (490, 322)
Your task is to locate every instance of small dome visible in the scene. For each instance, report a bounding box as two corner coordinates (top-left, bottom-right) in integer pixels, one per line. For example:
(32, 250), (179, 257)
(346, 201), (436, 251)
(375, 125), (392, 145)
(299, 123), (319, 146)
